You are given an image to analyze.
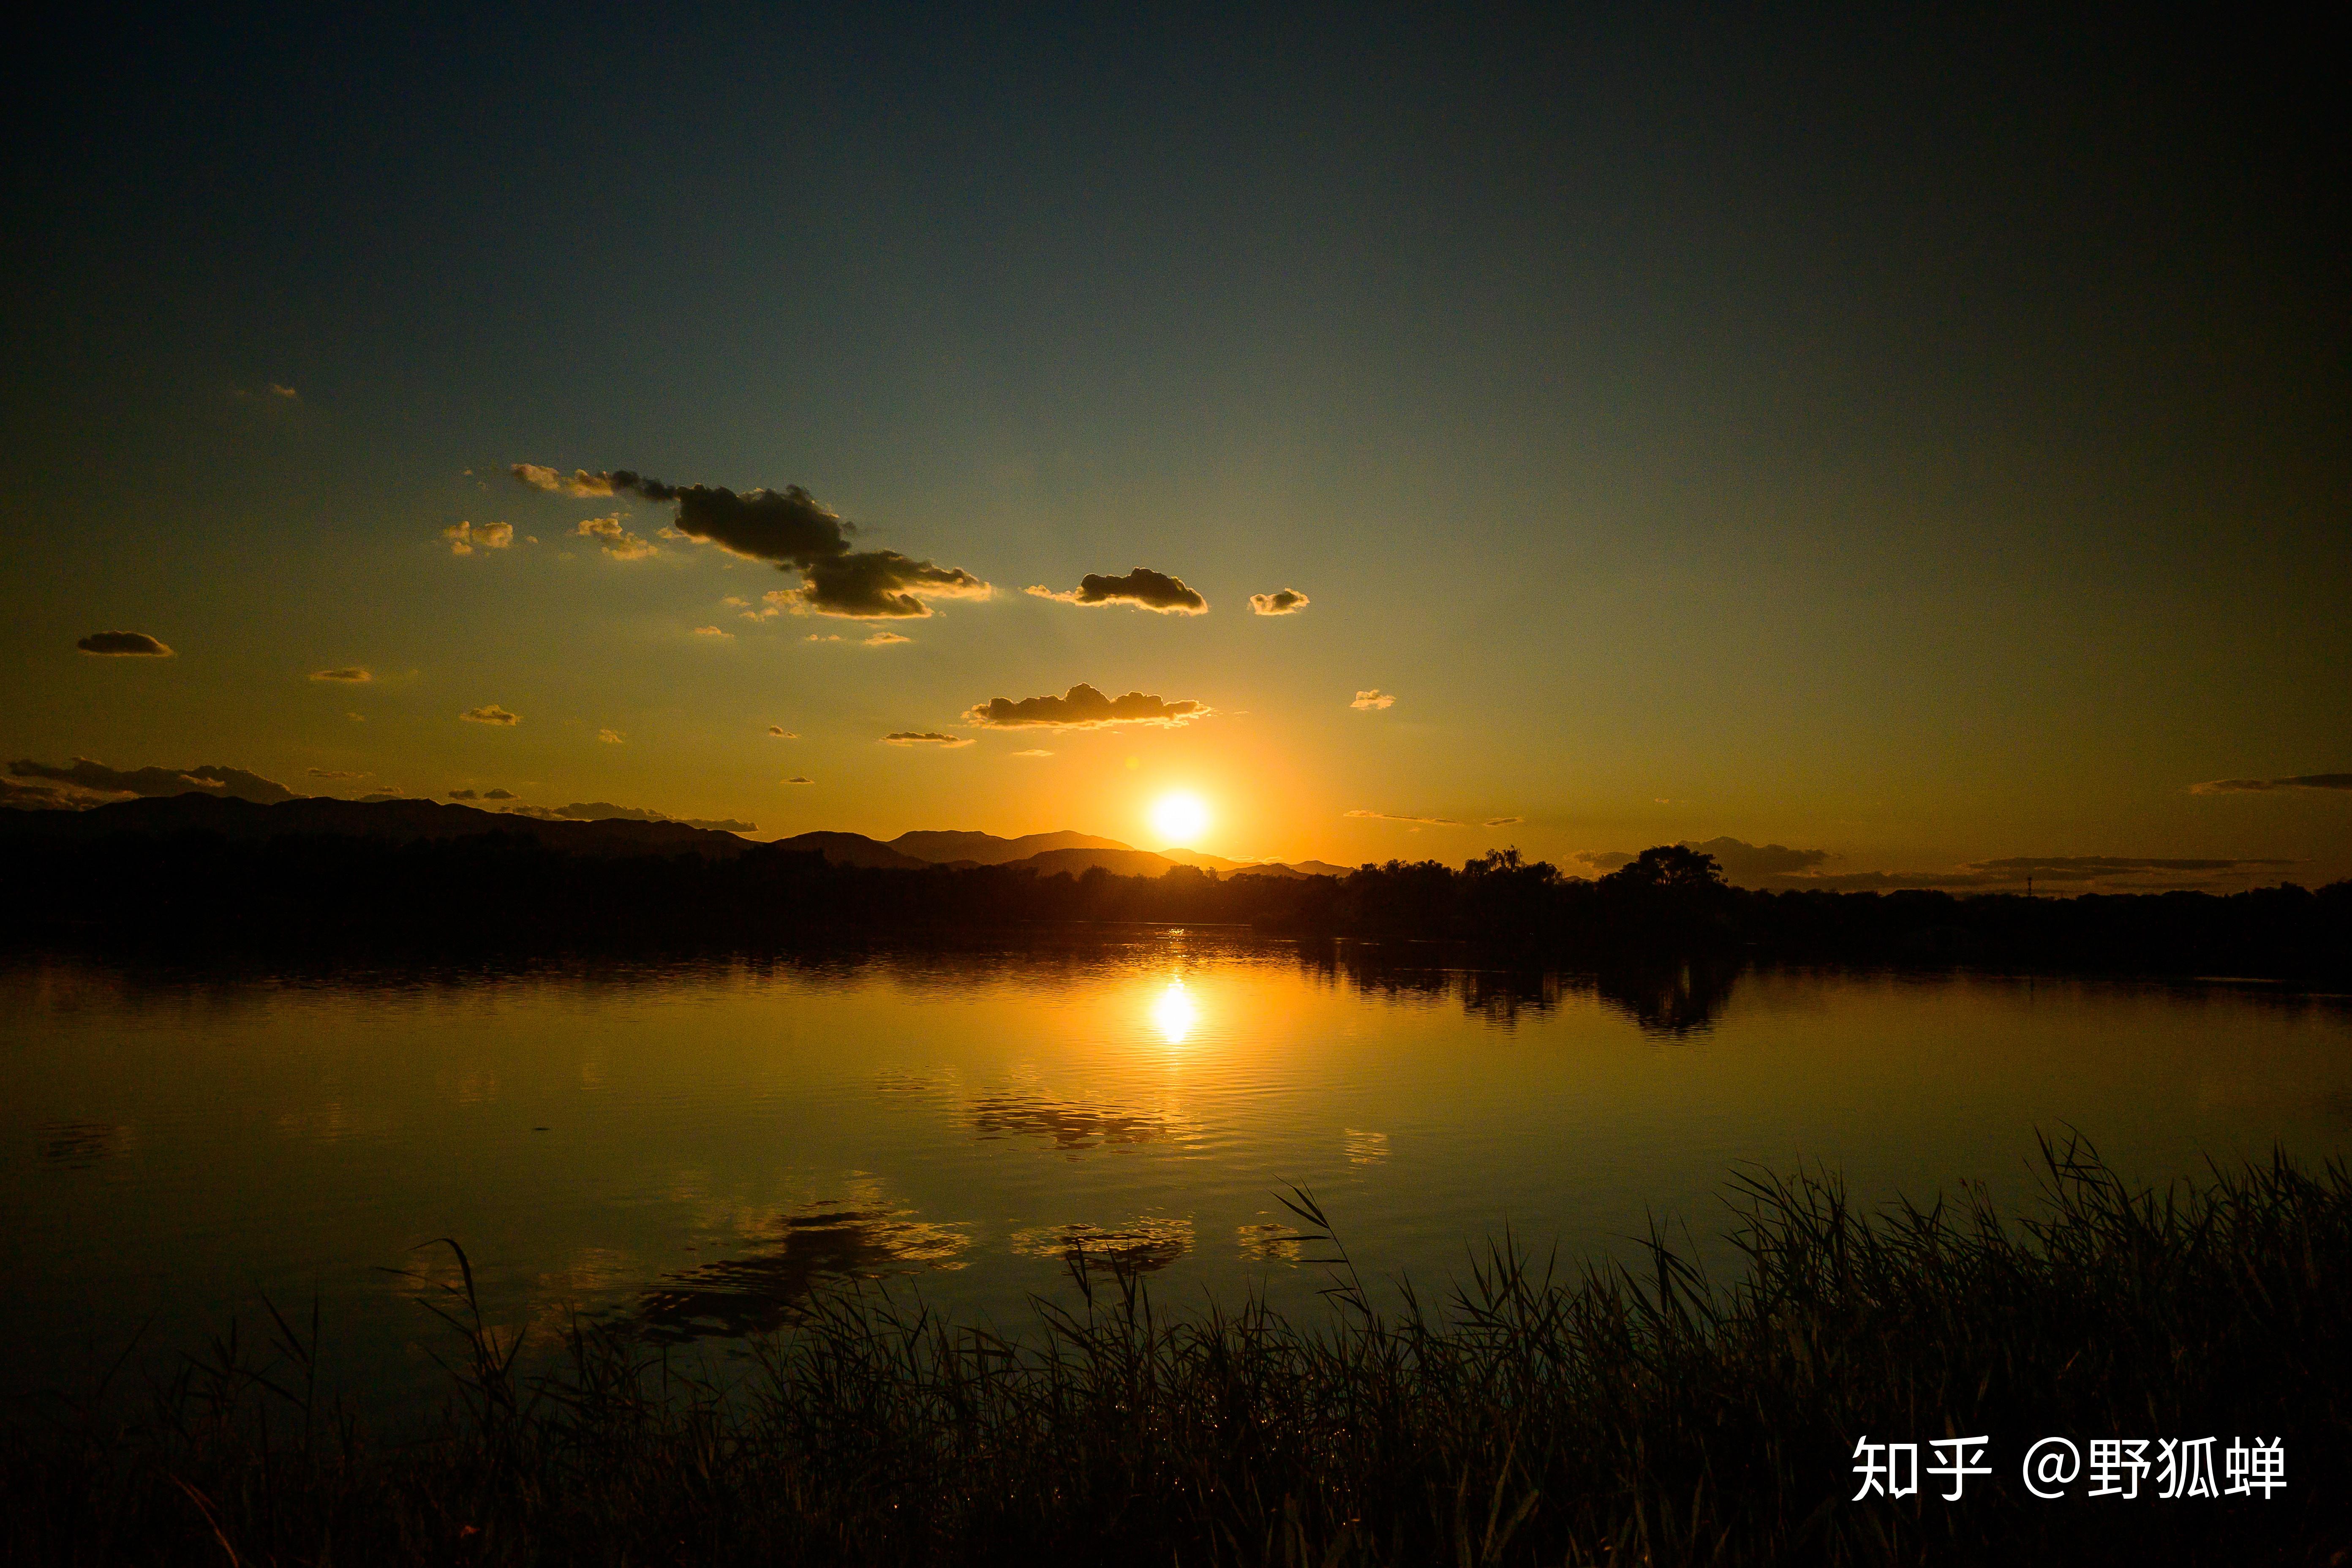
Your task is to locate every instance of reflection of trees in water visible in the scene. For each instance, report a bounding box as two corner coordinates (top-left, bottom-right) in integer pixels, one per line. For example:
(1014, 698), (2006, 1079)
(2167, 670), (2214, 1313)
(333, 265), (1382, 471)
(1287, 941), (1565, 1026)
(968, 1092), (1168, 1151)
(1587, 962), (1740, 1037)
(639, 1201), (969, 1342)
(1288, 939), (1742, 1035)
(35, 1119), (133, 1168)
(1010, 1216), (1193, 1274)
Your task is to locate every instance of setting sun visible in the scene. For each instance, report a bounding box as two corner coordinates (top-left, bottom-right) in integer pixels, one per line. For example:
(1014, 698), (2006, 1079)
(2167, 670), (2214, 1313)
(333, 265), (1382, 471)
(1150, 791), (1210, 847)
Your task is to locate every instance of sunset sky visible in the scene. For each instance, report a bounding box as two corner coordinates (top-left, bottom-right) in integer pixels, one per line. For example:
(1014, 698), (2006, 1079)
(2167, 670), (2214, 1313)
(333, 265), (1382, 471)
(4, 8), (2344, 890)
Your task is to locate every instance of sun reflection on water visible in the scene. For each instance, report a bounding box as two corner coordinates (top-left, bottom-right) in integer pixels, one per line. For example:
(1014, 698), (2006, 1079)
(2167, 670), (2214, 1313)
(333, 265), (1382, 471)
(1152, 978), (1198, 1045)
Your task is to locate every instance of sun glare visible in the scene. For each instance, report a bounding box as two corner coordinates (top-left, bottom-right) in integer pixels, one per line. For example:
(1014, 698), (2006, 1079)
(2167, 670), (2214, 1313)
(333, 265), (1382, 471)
(1150, 791), (1210, 847)
(1152, 978), (1198, 1045)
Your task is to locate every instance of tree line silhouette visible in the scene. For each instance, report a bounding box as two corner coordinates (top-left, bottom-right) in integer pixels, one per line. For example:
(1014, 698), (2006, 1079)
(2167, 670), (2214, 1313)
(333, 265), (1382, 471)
(4, 825), (2346, 979)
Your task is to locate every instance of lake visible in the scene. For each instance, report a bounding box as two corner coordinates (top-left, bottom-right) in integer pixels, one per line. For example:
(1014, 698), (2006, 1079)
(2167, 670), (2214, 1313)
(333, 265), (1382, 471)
(6, 930), (2350, 1409)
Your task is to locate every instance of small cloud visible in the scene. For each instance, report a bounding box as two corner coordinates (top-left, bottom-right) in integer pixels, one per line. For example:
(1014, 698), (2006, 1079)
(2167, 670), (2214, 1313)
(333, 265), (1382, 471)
(577, 512), (656, 560)
(597, 729), (624, 744)
(347, 712), (365, 722)
(783, 776), (814, 784)
(1484, 816), (1523, 827)
(1346, 808), (1462, 826)
(441, 520), (513, 555)
(309, 666), (372, 683)
(1026, 568), (1208, 614)
(266, 383), (299, 400)
(964, 683), (1210, 730)
(721, 596), (749, 607)
(449, 788), (479, 800)
(1012, 749), (1054, 757)
(1250, 588), (1310, 615)
(805, 633), (842, 642)
(483, 788), (516, 800)
(77, 631), (174, 657)
(460, 705), (520, 726)
(883, 732), (976, 748)
(1351, 689), (1394, 710)
(864, 631), (911, 645)
(767, 726), (798, 738)
(306, 768), (368, 780)
(2191, 773), (2352, 794)
(693, 625), (735, 639)
(510, 464), (619, 497)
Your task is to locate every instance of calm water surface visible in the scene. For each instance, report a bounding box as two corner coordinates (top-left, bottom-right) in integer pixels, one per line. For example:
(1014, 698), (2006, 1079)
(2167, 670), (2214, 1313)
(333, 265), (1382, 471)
(6, 931), (2349, 1404)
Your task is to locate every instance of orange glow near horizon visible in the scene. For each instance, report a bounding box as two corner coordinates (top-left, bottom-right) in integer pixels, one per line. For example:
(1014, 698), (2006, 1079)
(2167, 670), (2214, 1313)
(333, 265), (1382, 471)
(1150, 791), (1211, 848)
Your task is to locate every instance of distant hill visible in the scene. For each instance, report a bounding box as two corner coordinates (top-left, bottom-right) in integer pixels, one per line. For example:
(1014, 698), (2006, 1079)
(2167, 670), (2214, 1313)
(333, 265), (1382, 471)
(0, 792), (759, 857)
(0, 795), (1358, 879)
(1007, 847), (1182, 878)
(768, 831), (931, 869)
(888, 829), (1134, 865)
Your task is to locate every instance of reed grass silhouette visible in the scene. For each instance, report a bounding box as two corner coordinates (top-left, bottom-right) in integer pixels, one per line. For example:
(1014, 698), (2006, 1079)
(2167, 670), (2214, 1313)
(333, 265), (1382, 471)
(6, 1137), (2345, 1564)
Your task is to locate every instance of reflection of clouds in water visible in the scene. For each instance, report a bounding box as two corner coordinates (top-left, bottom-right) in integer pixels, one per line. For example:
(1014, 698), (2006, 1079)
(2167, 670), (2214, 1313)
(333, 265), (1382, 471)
(970, 1091), (1168, 1151)
(1011, 1215), (1193, 1274)
(525, 1246), (640, 1345)
(1344, 1128), (1390, 1165)
(275, 1101), (389, 1143)
(640, 1200), (970, 1342)
(446, 1066), (501, 1105)
(1236, 1222), (1306, 1261)
(36, 1120), (136, 1168)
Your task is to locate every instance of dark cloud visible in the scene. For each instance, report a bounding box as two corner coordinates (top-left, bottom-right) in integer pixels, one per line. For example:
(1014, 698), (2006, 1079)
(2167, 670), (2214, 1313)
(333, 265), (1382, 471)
(1800, 870), (2000, 890)
(962, 683), (1210, 729)
(883, 732), (976, 748)
(551, 801), (756, 833)
(306, 768), (368, 781)
(309, 667), (372, 683)
(1576, 851), (1637, 871)
(76, 631), (173, 657)
(789, 550), (988, 618)
(1680, 836), (1835, 884)
(783, 776), (814, 784)
(1027, 568), (1207, 614)
(10, 757), (298, 804)
(1968, 855), (2295, 881)
(1484, 816), (1523, 827)
(484, 788), (515, 800)
(460, 705), (520, 726)
(1346, 808), (1462, 826)
(2, 775), (82, 811)
(513, 466), (988, 619)
(1250, 588), (1310, 615)
(448, 789), (479, 800)
(2191, 773), (2352, 794)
